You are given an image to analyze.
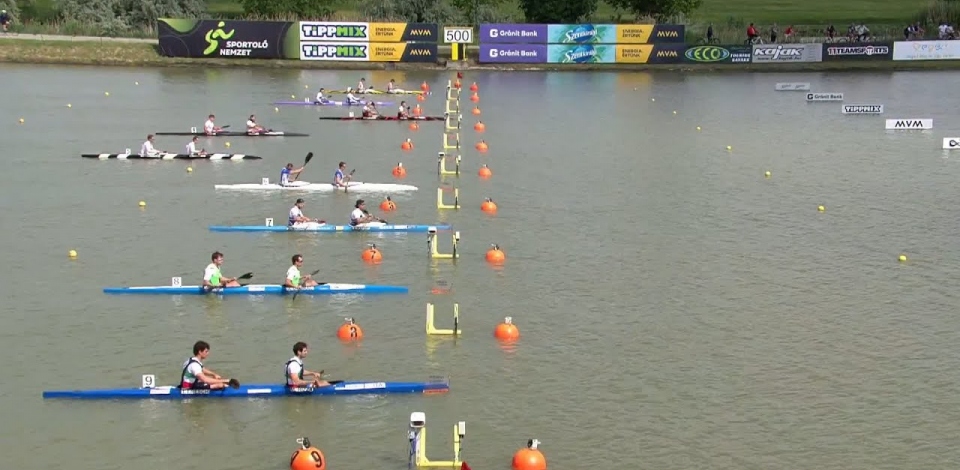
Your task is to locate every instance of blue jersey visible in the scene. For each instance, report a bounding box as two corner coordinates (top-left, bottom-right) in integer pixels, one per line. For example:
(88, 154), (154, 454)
(280, 167), (292, 185)
(334, 169), (344, 184)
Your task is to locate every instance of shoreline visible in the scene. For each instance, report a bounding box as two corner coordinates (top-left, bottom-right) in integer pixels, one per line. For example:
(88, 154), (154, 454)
(4, 35), (960, 72)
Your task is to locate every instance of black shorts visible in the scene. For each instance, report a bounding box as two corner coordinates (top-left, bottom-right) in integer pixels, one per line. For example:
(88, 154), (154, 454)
(182, 381), (211, 390)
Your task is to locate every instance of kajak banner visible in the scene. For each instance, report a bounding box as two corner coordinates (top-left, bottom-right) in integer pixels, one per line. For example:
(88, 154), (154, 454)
(478, 44), (685, 64)
(300, 42), (438, 62)
(158, 19), (299, 59)
(298, 22), (438, 42)
(479, 24), (684, 44)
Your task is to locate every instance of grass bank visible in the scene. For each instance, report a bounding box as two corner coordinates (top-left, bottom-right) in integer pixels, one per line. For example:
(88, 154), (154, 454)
(5, 37), (960, 72)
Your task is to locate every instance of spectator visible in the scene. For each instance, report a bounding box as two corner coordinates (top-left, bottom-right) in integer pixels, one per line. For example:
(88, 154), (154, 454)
(856, 24), (870, 41)
(707, 23), (714, 43)
(770, 23), (779, 43)
(826, 24), (836, 41)
(0, 10), (10, 33)
(784, 25), (795, 42)
(905, 22), (924, 40)
(746, 23), (759, 44)
(846, 23), (856, 41)
(949, 24), (958, 39)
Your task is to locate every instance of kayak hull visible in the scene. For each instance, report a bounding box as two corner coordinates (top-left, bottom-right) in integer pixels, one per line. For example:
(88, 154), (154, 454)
(209, 223), (451, 233)
(273, 100), (393, 106)
(319, 116), (443, 121)
(43, 380), (449, 399)
(328, 89), (426, 95)
(102, 283), (408, 295)
(154, 131), (308, 137)
(81, 153), (259, 160)
(214, 181), (418, 192)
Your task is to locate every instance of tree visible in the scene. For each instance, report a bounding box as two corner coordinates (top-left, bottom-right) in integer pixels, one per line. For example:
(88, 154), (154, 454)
(519, 0), (597, 23)
(359, 0), (458, 23)
(241, 0), (334, 18)
(605, 0), (702, 22)
(449, 0), (504, 25)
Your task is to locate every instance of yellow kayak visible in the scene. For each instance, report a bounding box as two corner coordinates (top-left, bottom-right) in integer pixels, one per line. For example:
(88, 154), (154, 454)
(326, 89), (426, 95)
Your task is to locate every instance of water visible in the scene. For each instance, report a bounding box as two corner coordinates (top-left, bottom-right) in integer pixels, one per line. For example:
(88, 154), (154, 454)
(2, 64), (959, 470)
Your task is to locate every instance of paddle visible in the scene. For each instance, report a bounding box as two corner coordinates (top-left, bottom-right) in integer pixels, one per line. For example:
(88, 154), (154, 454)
(293, 152), (314, 181)
(291, 269), (322, 301)
(361, 208), (387, 224)
(204, 272), (253, 292)
(341, 169), (356, 192)
(227, 378), (240, 388)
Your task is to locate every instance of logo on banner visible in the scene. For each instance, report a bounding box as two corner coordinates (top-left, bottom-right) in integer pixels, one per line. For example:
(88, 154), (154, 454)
(755, 45), (803, 60)
(842, 105), (883, 114)
(656, 30), (680, 38)
(301, 43), (369, 59)
(203, 22), (236, 55)
(827, 45), (889, 56)
(806, 93), (843, 101)
(895, 120), (924, 128)
(302, 23), (367, 39)
(685, 46), (730, 62)
(945, 138), (960, 149)
(655, 49), (678, 58)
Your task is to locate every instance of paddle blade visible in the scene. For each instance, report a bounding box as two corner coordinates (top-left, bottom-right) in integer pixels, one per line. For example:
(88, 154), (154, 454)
(222, 124), (231, 129)
(304, 152), (313, 165)
(327, 380), (344, 386)
(237, 272), (254, 280)
(309, 269), (321, 276)
(461, 462), (471, 470)
(228, 378), (240, 388)
(349, 169), (356, 175)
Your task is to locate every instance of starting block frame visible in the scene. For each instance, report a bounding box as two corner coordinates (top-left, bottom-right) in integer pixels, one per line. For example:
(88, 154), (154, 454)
(426, 302), (461, 336)
(442, 133), (460, 150)
(437, 152), (460, 176)
(428, 229), (459, 259)
(436, 187), (460, 210)
(444, 114), (462, 131)
(410, 414), (465, 468)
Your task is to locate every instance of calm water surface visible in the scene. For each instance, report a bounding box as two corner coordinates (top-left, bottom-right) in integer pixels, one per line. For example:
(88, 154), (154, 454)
(1, 65), (959, 470)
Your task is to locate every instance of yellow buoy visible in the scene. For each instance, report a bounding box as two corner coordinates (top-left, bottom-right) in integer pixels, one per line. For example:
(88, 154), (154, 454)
(67, 103), (72, 108)
(726, 145), (732, 151)
(135, 81), (139, 85)
(104, 92), (110, 96)
(291, 94), (295, 99)
(818, 205), (825, 212)
(18, 118), (24, 123)
(764, 171), (771, 178)
(304, 85), (309, 89)
(275, 107), (279, 112)
(139, 201), (146, 207)
(187, 167), (193, 173)
(651, 98), (655, 101)
(673, 110), (677, 115)
(696, 126), (701, 131)
(68, 250), (78, 258)
(225, 142), (231, 148)
(898, 254), (907, 262)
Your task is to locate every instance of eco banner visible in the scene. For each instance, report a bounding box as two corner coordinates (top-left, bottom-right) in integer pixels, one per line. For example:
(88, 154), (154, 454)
(158, 19), (299, 59)
(683, 45), (752, 64)
(478, 23), (684, 44)
(821, 42), (892, 61)
(298, 22), (438, 42)
(300, 42), (438, 62)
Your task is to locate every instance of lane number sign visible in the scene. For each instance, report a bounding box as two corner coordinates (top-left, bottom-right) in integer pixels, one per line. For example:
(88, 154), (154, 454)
(444, 27), (473, 44)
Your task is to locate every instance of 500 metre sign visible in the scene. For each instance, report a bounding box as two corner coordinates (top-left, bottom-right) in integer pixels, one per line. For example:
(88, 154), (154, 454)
(299, 22), (438, 42)
(300, 42), (438, 62)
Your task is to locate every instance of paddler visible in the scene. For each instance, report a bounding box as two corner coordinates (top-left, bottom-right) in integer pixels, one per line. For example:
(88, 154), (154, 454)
(397, 100), (409, 119)
(203, 251), (242, 288)
(246, 114), (266, 134)
(140, 134), (162, 157)
(185, 136), (207, 156)
(284, 254), (319, 288)
(345, 87), (361, 106)
(387, 79), (403, 93)
(333, 162), (350, 188)
(314, 88), (330, 105)
(280, 163), (306, 186)
(180, 341), (235, 390)
(203, 114), (223, 135)
(361, 102), (379, 118)
(350, 199), (380, 226)
(357, 78), (368, 92)
(288, 198), (321, 226)
(285, 342), (330, 388)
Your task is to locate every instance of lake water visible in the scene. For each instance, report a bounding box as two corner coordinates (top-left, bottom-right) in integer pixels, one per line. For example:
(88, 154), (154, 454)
(1, 64), (959, 470)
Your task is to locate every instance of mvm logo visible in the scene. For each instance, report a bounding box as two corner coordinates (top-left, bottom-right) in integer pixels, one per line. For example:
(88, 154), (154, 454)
(655, 49), (679, 58)
(408, 46), (433, 56)
(656, 30), (680, 38)
(408, 28), (433, 37)
(895, 120), (923, 128)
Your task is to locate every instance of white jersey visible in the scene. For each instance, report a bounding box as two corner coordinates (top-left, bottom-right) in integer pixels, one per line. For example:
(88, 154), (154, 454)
(346, 93), (358, 103)
(350, 208), (365, 224)
(204, 119), (215, 134)
(289, 206), (304, 225)
(140, 140), (156, 157)
(186, 141), (198, 155)
(387, 82), (395, 92)
(316, 91), (325, 102)
(398, 105), (405, 114)
(203, 263), (219, 283)
(181, 358), (204, 384)
(357, 81), (366, 92)
(246, 119), (257, 130)
(285, 357), (304, 385)
(286, 265), (301, 284)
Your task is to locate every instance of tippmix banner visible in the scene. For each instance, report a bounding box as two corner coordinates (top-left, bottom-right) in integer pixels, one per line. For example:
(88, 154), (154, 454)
(158, 19), (300, 59)
(300, 42), (438, 62)
(478, 24), (684, 44)
(298, 22), (438, 42)
(478, 43), (685, 64)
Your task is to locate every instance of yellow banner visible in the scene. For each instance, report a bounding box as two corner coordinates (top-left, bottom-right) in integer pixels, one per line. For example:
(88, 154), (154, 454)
(368, 23), (438, 42)
(615, 25), (654, 43)
(615, 45), (654, 63)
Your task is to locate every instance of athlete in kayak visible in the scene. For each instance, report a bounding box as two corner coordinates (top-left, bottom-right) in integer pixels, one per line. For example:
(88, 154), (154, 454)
(284, 254), (319, 288)
(203, 114), (223, 135)
(203, 251), (242, 288)
(246, 115), (266, 134)
(280, 163), (306, 186)
(350, 199), (380, 226)
(344, 88), (361, 106)
(362, 102), (379, 118)
(387, 79), (405, 93)
(314, 88), (330, 105)
(397, 101), (409, 118)
(357, 78), (368, 92)
(288, 198), (321, 226)
(333, 162), (351, 188)
(285, 342), (330, 388)
(185, 136), (207, 156)
(140, 134), (161, 157)
(180, 341), (235, 390)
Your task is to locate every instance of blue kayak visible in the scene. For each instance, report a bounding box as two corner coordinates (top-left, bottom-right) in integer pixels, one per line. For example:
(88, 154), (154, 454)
(103, 283), (408, 295)
(209, 223), (451, 233)
(43, 379), (449, 400)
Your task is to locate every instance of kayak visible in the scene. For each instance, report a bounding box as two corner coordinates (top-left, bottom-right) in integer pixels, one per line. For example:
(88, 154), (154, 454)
(214, 180), (418, 192)
(273, 100), (394, 107)
(43, 379), (449, 400)
(319, 116), (443, 121)
(209, 222), (452, 233)
(327, 89), (426, 95)
(81, 153), (259, 160)
(154, 131), (308, 137)
(103, 283), (408, 295)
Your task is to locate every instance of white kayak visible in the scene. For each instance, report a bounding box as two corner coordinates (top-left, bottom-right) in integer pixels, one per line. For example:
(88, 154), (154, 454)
(214, 179), (418, 193)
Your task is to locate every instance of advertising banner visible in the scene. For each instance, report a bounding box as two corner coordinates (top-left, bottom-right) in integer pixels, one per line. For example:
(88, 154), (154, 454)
(683, 45), (752, 64)
(821, 42), (892, 61)
(614, 44), (686, 63)
(942, 138), (960, 150)
(547, 44), (615, 63)
(479, 23), (684, 44)
(478, 44), (547, 63)
(158, 19), (299, 59)
(893, 40), (960, 60)
(842, 105), (883, 114)
(805, 92), (843, 102)
(300, 42), (438, 62)
(752, 43), (822, 63)
(885, 119), (933, 130)
(298, 22), (438, 42)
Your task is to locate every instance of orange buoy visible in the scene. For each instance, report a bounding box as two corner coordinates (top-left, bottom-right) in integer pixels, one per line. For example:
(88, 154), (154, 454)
(417, 94), (426, 102)
(362, 244), (382, 263)
(392, 162), (407, 178)
(469, 82), (479, 92)
(420, 81), (429, 91)
(511, 440), (544, 470)
(337, 318), (364, 341)
(380, 196), (397, 211)
(471, 107), (481, 116)
(495, 317), (519, 340)
(290, 438), (326, 470)
(478, 164), (492, 179)
(481, 198), (497, 213)
(486, 244), (505, 263)
(409, 121), (419, 131)
(470, 93), (479, 103)
(474, 121), (485, 132)
(454, 80), (461, 89)
(475, 141), (488, 152)
(401, 139), (413, 151)
(413, 104), (423, 116)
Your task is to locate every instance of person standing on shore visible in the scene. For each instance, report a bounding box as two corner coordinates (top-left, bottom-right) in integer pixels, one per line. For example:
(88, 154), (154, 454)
(1, 10), (11, 32)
